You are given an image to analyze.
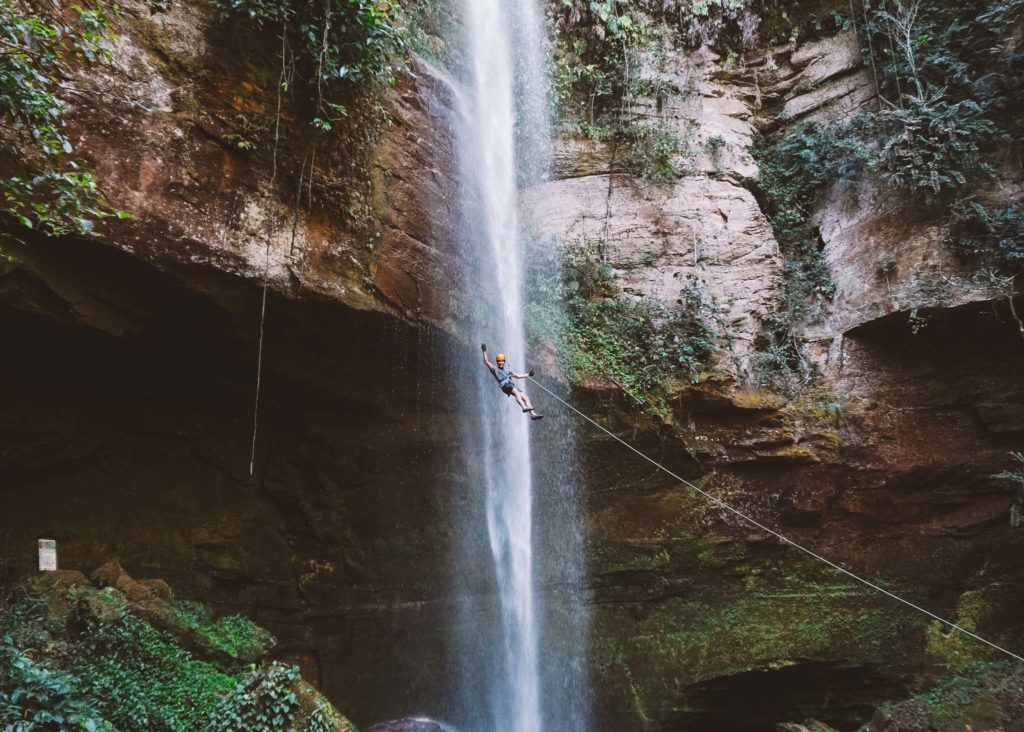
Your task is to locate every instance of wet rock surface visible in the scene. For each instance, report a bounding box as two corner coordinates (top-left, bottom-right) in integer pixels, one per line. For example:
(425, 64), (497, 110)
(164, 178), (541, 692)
(366, 720), (447, 732)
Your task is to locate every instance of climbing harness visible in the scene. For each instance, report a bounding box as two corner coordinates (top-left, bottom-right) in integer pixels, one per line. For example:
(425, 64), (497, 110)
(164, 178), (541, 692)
(527, 376), (1024, 665)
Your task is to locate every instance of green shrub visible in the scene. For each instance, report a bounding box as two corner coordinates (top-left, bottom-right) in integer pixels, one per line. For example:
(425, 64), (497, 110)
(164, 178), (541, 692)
(210, 662), (301, 732)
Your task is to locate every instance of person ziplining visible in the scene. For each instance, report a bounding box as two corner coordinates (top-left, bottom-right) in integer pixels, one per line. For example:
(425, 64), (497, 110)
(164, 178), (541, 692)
(481, 343), (543, 420)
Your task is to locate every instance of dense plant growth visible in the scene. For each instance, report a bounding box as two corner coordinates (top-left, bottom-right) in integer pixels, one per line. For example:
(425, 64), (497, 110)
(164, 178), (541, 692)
(749, 124), (857, 388)
(947, 200), (1024, 272)
(525, 236), (719, 402)
(0, 0), (126, 236)
(1, 634), (112, 731)
(749, 0), (1024, 385)
(172, 600), (269, 661)
(209, 662), (300, 732)
(0, 584), (324, 732)
(73, 592), (237, 730)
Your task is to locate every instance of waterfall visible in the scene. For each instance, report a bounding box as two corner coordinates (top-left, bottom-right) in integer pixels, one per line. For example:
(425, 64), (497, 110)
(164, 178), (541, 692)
(459, 0), (539, 729)
(445, 1), (588, 730)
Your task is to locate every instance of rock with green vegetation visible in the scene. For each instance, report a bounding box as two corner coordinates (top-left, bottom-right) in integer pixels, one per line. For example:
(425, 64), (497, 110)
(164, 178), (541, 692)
(0, 0), (128, 236)
(861, 661), (1024, 732)
(0, 564), (356, 732)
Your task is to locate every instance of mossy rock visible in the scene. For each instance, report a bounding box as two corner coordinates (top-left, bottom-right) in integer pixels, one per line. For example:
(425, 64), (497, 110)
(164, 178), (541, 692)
(2, 563), (353, 732)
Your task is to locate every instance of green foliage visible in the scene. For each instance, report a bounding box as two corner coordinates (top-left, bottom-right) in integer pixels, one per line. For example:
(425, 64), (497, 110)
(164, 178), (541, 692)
(0, 584), (329, 732)
(1, 635), (113, 731)
(210, 662), (300, 732)
(172, 601), (267, 661)
(704, 134), (725, 169)
(947, 200), (1024, 273)
(753, 122), (871, 242)
(73, 591), (237, 730)
(308, 702), (334, 732)
(211, 0), (403, 129)
(619, 123), (681, 181)
(0, 0), (127, 236)
(858, 0), (1022, 203)
(862, 0), (1024, 127)
(876, 91), (997, 201)
(750, 124), (855, 389)
(525, 237), (719, 402)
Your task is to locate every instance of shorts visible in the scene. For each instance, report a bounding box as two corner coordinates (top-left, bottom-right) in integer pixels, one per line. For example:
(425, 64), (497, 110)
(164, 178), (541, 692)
(500, 382), (515, 396)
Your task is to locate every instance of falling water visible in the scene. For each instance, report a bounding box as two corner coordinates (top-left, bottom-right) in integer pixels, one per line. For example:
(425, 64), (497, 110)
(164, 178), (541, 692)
(445, 0), (587, 730)
(456, 0), (540, 729)
(459, 0), (539, 729)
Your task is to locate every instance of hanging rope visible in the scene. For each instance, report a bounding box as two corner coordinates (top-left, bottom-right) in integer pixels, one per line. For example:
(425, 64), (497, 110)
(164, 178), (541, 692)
(526, 376), (1024, 665)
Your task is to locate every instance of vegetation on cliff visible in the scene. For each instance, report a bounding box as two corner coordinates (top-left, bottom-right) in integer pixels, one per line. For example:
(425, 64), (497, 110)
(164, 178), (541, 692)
(209, 0), (403, 133)
(0, 0), (127, 237)
(525, 235), (721, 403)
(749, 0), (1024, 385)
(755, 0), (1023, 256)
(1, 567), (353, 732)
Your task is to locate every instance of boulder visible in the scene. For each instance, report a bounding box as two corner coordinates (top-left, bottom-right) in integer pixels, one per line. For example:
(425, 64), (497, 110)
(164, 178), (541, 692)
(366, 720), (446, 732)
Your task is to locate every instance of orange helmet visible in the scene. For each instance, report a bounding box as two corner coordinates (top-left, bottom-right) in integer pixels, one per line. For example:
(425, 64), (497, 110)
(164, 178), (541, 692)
(495, 353), (506, 362)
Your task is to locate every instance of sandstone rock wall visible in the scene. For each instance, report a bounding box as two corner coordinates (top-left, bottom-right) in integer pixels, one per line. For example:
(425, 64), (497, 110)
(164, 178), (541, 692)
(539, 16), (1024, 732)
(62, 0), (462, 328)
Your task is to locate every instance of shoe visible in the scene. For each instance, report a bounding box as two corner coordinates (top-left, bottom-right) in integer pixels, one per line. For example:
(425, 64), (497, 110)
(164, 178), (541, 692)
(530, 414), (543, 421)
(522, 407), (531, 413)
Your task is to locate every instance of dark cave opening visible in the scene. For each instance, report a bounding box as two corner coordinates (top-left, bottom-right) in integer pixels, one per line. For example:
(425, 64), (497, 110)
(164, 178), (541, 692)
(666, 661), (907, 732)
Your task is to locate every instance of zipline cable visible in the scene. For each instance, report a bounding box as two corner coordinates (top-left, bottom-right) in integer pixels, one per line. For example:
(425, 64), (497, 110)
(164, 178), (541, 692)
(526, 376), (1024, 665)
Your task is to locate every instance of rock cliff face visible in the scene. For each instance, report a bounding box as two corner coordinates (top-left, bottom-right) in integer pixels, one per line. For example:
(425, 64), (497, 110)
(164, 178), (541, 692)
(526, 15), (1024, 732)
(2, 3), (1023, 732)
(61, 0), (462, 327)
(1, 1), (467, 726)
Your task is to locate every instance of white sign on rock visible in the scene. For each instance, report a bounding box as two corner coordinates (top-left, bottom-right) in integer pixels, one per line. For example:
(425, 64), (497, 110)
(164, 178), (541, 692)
(38, 539), (57, 572)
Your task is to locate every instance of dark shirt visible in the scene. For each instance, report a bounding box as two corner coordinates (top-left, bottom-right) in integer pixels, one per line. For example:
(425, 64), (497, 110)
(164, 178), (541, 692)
(490, 364), (513, 388)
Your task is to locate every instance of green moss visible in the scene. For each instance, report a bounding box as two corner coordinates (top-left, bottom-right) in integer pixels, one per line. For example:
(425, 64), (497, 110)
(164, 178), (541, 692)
(871, 660), (1022, 731)
(172, 600), (268, 661)
(591, 556), (928, 725)
(924, 590), (997, 671)
(524, 236), (720, 405)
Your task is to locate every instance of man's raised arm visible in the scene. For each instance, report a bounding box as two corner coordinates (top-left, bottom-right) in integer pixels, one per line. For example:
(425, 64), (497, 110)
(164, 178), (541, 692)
(481, 343), (493, 370)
